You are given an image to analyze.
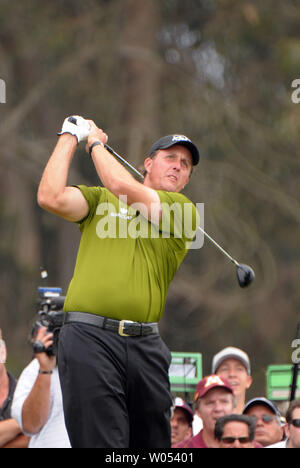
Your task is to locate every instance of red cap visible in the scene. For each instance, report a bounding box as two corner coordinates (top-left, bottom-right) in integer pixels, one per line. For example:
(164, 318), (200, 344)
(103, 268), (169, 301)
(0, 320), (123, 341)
(173, 397), (194, 423)
(194, 375), (233, 401)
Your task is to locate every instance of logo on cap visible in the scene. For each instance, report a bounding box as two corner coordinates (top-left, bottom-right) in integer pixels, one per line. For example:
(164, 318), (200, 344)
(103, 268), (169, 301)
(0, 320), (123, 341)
(194, 374), (233, 401)
(204, 375), (226, 388)
(172, 135), (191, 143)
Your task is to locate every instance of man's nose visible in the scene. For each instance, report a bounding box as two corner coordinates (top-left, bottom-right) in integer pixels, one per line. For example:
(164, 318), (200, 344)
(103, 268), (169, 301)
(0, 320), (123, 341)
(233, 439), (241, 448)
(213, 402), (224, 413)
(255, 418), (264, 427)
(171, 159), (181, 170)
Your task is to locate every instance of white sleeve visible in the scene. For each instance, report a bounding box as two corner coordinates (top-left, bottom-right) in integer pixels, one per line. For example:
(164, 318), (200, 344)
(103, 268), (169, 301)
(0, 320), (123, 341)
(11, 359), (40, 435)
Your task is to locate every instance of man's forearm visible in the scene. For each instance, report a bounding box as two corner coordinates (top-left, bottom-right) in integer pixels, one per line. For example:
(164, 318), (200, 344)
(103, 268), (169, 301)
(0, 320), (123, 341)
(0, 419), (22, 447)
(90, 144), (161, 222)
(90, 144), (138, 198)
(22, 374), (51, 434)
(37, 134), (77, 207)
(2, 433), (30, 448)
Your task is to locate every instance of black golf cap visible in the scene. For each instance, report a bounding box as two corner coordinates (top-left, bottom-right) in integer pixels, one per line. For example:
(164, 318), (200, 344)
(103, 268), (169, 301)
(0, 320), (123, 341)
(149, 135), (200, 166)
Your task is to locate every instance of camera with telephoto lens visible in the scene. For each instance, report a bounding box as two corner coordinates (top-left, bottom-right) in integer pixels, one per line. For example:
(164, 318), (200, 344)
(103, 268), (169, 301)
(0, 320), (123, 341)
(31, 287), (65, 356)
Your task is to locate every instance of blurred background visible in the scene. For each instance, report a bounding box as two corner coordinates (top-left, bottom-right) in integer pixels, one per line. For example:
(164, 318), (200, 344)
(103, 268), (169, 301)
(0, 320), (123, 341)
(0, 0), (300, 398)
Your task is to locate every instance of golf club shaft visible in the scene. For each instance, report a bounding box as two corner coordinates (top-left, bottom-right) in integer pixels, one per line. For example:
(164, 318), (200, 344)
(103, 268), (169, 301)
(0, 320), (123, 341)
(104, 143), (240, 267)
(197, 226), (239, 266)
(105, 144), (144, 181)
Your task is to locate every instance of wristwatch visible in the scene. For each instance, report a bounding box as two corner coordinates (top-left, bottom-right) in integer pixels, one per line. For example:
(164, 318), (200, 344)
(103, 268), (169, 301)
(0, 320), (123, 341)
(89, 140), (104, 156)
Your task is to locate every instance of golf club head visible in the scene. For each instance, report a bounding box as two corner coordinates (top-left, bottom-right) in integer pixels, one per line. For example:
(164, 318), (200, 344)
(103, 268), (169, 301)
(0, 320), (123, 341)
(236, 264), (255, 288)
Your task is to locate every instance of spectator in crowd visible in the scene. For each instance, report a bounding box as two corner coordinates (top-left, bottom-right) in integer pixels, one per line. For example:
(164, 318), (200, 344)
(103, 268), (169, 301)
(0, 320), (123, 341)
(12, 326), (70, 448)
(171, 397), (193, 447)
(267, 398), (300, 448)
(0, 329), (29, 448)
(243, 397), (284, 447)
(214, 414), (257, 448)
(174, 375), (235, 448)
(212, 346), (252, 414)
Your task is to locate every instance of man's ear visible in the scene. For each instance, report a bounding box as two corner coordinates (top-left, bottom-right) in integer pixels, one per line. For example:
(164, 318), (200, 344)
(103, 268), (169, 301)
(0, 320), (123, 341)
(246, 375), (253, 390)
(144, 157), (153, 174)
(284, 423), (290, 440)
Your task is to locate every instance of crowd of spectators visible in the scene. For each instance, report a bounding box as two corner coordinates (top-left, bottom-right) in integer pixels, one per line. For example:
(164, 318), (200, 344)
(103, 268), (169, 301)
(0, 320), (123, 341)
(1, 326), (300, 449)
(170, 346), (300, 449)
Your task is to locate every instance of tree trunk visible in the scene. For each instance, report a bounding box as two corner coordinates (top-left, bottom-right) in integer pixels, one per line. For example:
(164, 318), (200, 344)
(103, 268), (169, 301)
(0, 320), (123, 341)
(118, 0), (161, 169)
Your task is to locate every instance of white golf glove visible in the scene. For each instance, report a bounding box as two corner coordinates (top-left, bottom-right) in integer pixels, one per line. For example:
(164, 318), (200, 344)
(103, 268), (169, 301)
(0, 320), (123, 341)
(57, 115), (90, 143)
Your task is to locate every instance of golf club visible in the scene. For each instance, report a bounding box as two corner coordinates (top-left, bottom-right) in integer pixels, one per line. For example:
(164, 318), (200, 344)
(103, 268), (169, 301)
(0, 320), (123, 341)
(106, 145), (255, 288)
(69, 117), (255, 288)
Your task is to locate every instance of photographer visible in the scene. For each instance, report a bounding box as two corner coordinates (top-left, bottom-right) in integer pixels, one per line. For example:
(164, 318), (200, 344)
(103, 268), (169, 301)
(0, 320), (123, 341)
(11, 327), (70, 448)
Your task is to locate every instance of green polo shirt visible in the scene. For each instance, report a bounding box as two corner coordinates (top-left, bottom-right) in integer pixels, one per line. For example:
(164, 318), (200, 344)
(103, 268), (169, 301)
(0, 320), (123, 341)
(63, 186), (199, 323)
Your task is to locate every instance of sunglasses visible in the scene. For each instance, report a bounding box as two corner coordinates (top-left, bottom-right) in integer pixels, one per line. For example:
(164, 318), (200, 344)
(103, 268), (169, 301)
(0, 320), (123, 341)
(291, 419), (300, 428)
(251, 414), (274, 424)
(221, 436), (251, 444)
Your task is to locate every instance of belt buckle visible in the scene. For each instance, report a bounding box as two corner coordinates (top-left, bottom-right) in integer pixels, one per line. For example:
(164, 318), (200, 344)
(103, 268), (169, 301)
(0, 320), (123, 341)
(118, 320), (134, 337)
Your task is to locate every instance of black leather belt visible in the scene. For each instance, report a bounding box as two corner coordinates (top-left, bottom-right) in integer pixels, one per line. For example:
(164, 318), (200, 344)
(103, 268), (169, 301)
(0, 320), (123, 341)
(64, 311), (159, 337)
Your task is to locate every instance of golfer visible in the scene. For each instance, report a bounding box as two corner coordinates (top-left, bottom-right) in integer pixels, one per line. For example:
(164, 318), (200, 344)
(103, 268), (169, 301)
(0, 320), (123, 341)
(37, 116), (200, 448)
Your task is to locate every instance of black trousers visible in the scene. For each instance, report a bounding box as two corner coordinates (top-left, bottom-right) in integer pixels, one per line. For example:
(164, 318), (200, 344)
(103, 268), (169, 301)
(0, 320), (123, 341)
(58, 322), (172, 448)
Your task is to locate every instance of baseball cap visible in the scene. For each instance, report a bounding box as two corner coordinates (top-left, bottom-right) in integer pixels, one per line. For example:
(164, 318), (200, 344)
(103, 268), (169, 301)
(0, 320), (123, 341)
(149, 135), (200, 166)
(194, 375), (233, 402)
(243, 398), (281, 419)
(173, 397), (194, 423)
(212, 347), (251, 375)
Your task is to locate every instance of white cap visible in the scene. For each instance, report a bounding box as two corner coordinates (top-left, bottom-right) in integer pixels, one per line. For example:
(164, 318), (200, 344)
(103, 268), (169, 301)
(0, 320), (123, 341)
(212, 347), (251, 375)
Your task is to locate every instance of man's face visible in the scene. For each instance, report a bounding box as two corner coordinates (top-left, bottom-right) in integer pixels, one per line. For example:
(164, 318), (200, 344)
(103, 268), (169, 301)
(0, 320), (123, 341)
(286, 407), (300, 448)
(219, 421), (254, 448)
(216, 358), (252, 399)
(143, 145), (193, 192)
(197, 388), (234, 433)
(170, 408), (193, 445)
(245, 405), (283, 447)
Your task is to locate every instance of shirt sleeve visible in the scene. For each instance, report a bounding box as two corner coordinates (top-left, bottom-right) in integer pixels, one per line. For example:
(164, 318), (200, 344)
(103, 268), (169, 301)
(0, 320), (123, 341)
(11, 359), (40, 436)
(72, 185), (103, 230)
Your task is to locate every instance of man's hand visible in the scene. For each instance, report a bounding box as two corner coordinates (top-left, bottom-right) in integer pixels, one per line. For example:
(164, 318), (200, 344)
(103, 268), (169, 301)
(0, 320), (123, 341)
(57, 115), (90, 143)
(86, 120), (108, 151)
(33, 327), (56, 372)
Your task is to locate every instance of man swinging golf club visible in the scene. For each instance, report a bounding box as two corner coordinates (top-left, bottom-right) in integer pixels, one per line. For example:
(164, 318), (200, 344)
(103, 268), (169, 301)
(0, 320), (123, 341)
(37, 116), (200, 448)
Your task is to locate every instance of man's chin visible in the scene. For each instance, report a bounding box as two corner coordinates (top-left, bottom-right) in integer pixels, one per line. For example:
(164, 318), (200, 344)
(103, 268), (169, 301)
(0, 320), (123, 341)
(160, 181), (181, 192)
